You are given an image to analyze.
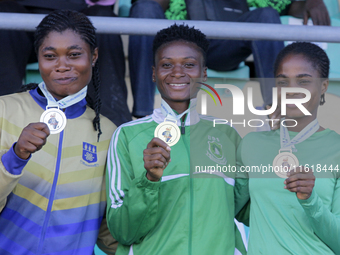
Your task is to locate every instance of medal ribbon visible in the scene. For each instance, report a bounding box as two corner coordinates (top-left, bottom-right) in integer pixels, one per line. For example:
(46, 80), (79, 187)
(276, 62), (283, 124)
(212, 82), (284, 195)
(280, 118), (319, 152)
(160, 98), (197, 124)
(38, 82), (87, 109)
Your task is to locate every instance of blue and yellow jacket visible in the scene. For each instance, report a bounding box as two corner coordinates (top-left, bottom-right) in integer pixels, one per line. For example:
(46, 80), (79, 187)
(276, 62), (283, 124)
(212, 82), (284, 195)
(0, 87), (116, 254)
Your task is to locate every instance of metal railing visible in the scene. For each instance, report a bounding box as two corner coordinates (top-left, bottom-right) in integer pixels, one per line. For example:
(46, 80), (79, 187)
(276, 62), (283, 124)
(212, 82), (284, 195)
(1, 12), (340, 42)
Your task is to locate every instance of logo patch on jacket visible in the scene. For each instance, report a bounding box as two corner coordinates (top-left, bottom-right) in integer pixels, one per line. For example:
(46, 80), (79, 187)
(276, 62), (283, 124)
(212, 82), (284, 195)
(206, 136), (227, 164)
(82, 142), (98, 163)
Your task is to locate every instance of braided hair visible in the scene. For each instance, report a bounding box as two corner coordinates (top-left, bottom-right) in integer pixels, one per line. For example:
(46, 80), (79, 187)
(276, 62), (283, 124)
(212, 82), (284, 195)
(274, 42), (330, 105)
(21, 9), (102, 140)
(152, 24), (209, 65)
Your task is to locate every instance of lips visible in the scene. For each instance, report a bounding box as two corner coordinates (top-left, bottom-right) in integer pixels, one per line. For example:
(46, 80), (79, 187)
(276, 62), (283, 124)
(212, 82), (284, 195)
(169, 83), (186, 86)
(54, 77), (77, 85)
(167, 82), (190, 89)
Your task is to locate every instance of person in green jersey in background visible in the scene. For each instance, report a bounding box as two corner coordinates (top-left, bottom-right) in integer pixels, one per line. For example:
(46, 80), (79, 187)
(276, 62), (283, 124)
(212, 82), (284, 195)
(106, 24), (247, 255)
(235, 42), (340, 254)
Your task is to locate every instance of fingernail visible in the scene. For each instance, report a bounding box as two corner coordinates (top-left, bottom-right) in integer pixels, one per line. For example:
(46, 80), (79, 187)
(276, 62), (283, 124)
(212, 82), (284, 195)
(284, 180), (286, 184)
(284, 186), (287, 189)
(167, 146), (171, 151)
(169, 159), (171, 162)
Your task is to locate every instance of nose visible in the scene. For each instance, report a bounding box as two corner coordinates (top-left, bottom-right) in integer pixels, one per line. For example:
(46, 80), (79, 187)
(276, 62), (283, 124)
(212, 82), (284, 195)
(171, 64), (185, 78)
(56, 56), (71, 72)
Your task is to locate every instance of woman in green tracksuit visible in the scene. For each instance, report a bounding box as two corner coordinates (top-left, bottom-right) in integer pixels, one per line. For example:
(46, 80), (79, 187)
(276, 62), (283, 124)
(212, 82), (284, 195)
(236, 42), (340, 254)
(106, 24), (246, 255)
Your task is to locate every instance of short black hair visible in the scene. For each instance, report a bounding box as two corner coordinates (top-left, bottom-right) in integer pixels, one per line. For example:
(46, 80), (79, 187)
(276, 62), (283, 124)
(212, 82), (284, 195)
(152, 24), (209, 65)
(274, 42), (330, 78)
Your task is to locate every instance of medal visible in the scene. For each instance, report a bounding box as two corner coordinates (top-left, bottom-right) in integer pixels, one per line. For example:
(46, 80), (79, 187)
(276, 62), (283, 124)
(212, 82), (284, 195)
(40, 107), (67, 134)
(154, 119), (181, 146)
(154, 99), (197, 147)
(273, 149), (299, 178)
(38, 82), (87, 134)
(273, 118), (319, 178)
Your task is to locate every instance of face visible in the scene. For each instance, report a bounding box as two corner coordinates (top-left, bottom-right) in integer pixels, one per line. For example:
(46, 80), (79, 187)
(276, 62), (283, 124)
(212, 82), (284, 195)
(38, 29), (98, 100)
(276, 54), (328, 119)
(152, 41), (207, 106)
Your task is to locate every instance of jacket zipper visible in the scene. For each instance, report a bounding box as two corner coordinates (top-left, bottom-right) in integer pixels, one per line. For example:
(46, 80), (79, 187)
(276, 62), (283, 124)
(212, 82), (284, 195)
(37, 130), (64, 254)
(181, 118), (193, 255)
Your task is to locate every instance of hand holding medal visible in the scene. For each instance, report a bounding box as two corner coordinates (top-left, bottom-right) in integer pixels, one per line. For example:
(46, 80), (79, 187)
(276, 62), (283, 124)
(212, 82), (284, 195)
(14, 122), (50, 160)
(144, 138), (171, 182)
(284, 166), (315, 200)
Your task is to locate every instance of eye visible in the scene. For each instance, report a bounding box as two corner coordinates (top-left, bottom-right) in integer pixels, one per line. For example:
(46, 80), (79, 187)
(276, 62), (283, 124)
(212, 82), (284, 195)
(276, 80), (288, 87)
(43, 54), (56, 59)
(184, 63), (195, 68)
(69, 52), (82, 58)
(162, 63), (172, 68)
(298, 79), (311, 85)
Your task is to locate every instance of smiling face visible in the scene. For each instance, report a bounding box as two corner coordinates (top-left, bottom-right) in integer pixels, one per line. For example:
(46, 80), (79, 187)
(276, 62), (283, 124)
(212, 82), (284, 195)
(38, 29), (98, 100)
(276, 53), (328, 120)
(152, 40), (207, 110)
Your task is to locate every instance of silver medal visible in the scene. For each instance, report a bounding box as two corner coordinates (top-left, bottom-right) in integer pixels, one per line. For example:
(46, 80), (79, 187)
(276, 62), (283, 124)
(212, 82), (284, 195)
(40, 108), (67, 134)
(154, 120), (181, 147)
(273, 149), (299, 178)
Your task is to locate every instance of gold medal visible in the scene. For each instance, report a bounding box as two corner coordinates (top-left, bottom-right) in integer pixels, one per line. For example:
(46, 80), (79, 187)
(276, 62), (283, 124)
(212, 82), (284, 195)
(40, 108), (67, 134)
(273, 150), (299, 178)
(154, 120), (181, 146)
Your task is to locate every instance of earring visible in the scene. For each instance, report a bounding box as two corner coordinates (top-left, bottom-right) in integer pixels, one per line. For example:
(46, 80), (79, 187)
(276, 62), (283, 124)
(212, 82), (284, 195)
(203, 77), (207, 82)
(320, 94), (325, 105)
(152, 78), (155, 82)
(92, 62), (95, 67)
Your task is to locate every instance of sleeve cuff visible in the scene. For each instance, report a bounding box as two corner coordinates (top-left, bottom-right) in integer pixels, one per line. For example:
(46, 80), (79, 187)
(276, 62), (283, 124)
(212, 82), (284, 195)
(1, 143), (30, 175)
(298, 190), (317, 206)
(138, 172), (161, 191)
(297, 190), (322, 218)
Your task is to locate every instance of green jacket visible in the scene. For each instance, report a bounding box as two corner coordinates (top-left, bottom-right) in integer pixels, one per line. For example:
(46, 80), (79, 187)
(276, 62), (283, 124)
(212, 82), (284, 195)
(106, 106), (245, 255)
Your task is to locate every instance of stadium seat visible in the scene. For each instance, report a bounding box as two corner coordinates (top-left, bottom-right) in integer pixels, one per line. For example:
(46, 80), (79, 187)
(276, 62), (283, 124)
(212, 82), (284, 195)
(118, 0), (132, 17)
(94, 244), (106, 255)
(25, 62), (42, 84)
(206, 63), (250, 97)
(323, 0), (340, 18)
(280, 8), (340, 97)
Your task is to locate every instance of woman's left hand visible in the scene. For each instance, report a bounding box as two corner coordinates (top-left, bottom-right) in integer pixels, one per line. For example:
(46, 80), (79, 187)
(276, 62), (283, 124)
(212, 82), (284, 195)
(284, 166), (315, 200)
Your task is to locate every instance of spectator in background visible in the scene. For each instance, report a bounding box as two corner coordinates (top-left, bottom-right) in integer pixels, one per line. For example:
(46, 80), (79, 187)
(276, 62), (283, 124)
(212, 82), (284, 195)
(248, 0), (331, 25)
(128, 0), (330, 118)
(0, 0), (131, 127)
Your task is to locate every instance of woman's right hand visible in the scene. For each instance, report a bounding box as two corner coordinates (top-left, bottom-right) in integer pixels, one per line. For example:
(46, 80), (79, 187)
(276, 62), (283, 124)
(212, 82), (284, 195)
(143, 138), (171, 182)
(14, 123), (50, 160)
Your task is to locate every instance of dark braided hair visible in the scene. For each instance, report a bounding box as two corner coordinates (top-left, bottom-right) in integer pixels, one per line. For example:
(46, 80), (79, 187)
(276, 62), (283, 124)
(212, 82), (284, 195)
(274, 42), (330, 105)
(21, 9), (102, 140)
(152, 24), (209, 65)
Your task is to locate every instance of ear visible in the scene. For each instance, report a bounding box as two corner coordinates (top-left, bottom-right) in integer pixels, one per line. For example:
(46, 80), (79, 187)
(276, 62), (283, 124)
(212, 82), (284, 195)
(321, 78), (329, 95)
(92, 47), (99, 67)
(203, 66), (207, 81)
